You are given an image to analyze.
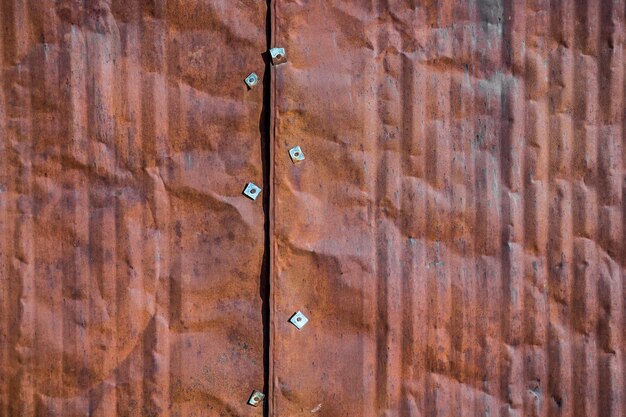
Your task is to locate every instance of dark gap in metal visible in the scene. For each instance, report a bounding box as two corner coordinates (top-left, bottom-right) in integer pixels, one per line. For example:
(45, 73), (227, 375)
(259, 1), (272, 416)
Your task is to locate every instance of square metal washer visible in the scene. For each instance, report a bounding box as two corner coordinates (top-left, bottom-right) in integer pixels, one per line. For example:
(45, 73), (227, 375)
(289, 311), (309, 329)
(243, 183), (262, 200)
(289, 146), (305, 163)
(270, 47), (287, 65)
(245, 72), (259, 89)
(247, 390), (265, 407)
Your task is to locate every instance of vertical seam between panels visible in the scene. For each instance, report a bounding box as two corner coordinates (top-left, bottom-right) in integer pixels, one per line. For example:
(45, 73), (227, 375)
(267, 0), (277, 416)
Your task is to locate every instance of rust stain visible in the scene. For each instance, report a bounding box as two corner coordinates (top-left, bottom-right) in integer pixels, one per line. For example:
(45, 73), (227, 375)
(0, 1), (625, 417)
(0, 1), (266, 416)
(269, 0), (626, 417)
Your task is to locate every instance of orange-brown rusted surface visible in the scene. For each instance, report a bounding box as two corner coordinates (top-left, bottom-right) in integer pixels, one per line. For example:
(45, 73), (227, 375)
(1, 1), (626, 417)
(269, 1), (626, 417)
(0, 1), (267, 416)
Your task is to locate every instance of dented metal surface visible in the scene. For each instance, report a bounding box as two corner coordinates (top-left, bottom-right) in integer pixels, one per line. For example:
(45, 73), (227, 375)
(0, 1), (266, 416)
(269, 1), (626, 416)
(0, 1), (625, 417)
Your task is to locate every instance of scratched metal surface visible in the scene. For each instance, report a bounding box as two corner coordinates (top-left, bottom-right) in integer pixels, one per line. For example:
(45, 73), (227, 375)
(270, 1), (626, 417)
(0, 1), (267, 417)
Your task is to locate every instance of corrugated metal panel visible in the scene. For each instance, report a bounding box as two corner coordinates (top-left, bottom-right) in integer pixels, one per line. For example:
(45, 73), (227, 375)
(1, 1), (625, 417)
(0, 1), (267, 416)
(269, 1), (625, 416)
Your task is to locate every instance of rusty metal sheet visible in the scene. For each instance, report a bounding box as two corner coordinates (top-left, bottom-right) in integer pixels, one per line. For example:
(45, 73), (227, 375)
(0, 1), (267, 416)
(269, 1), (626, 417)
(1, 1), (626, 417)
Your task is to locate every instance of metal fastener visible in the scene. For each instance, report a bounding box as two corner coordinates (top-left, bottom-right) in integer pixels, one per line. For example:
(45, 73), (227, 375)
(289, 311), (309, 329)
(248, 390), (265, 407)
(245, 72), (259, 89)
(269, 47), (287, 65)
(243, 183), (262, 200)
(289, 146), (305, 163)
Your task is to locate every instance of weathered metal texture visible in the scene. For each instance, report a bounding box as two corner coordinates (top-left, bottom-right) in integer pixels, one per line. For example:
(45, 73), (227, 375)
(1, 1), (626, 417)
(0, 1), (267, 416)
(270, 1), (626, 417)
